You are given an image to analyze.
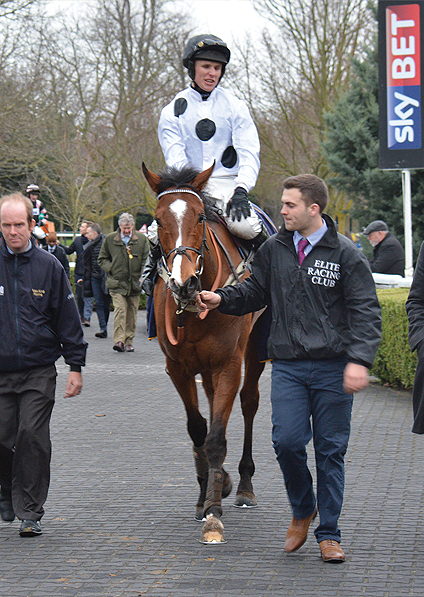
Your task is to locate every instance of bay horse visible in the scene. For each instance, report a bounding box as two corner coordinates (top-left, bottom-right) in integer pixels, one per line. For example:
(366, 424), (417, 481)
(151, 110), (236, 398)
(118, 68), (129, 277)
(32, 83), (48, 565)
(142, 162), (266, 544)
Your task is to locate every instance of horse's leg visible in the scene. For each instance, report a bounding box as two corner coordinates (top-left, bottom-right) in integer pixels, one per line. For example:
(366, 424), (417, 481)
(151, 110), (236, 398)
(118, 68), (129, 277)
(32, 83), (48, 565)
(165, 357), (208, 521)
(201, 356), (243, 543)
(234, 315), (265, 508)
(201, 372), (232, 500)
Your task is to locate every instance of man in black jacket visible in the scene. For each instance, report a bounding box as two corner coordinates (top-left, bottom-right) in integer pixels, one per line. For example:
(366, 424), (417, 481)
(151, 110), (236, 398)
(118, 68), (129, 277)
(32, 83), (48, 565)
(406, 243), (424, 433)
(61, 220), (92, 324)
(197, 174), (381, 563)
(80, 223), (110, 338)
(363, 220), (405, 276)
(0, 193), (87, 537)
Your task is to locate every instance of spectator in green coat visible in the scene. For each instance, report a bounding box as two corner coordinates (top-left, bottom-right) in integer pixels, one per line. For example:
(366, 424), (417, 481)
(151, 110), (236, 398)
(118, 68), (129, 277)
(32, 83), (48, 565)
(98, 213), (150, 352)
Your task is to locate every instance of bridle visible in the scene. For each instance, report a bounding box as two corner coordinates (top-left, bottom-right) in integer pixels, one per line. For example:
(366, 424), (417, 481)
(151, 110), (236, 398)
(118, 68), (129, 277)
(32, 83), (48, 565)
(156, 186), (244, 345)
(156, 186), (210, 306)
(156, 190), (208, 288)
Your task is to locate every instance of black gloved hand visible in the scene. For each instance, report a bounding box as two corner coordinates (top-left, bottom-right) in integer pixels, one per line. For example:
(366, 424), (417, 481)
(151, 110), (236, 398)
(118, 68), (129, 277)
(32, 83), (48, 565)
(226, 187), (250, 222)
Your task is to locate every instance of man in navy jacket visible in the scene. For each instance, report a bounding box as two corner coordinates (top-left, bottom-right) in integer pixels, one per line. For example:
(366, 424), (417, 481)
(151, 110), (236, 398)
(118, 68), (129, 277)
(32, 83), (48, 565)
(197, 174), (381, 563)
(0, 193), (87, 538)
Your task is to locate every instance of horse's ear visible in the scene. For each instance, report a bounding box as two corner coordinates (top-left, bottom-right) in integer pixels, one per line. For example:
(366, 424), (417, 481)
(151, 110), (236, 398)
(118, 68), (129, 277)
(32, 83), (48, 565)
(190, 162), (215, 191)
(142, 162), (162, 195)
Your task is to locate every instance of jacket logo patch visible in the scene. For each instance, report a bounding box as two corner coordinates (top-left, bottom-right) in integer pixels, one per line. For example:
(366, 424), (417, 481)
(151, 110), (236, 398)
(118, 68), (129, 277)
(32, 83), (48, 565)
(32, 289), (45, 297)
(307, 260), (340, 287)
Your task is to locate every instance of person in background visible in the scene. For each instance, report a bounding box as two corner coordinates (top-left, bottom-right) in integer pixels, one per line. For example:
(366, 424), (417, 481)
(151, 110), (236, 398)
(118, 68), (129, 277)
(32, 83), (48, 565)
(98, 213), (150, 352)
(0, 192), (87, 537)
(61, 220), (93, 325)
(25, 184), (48, 227)
(406, 242), (424, 433)
(197, 174), (381, 563)
(363, 220), (405, 276)
(43, 231), (70, 278)
(80, 223), (110, 338)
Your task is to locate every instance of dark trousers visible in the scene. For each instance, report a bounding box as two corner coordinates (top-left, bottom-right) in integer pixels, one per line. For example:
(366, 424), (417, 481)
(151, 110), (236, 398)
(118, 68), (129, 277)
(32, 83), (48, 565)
(412, 344), (424, 434)
(91, 276), (111, 331)
(271, 358), (353, 543)
(0, 365), (57, 521)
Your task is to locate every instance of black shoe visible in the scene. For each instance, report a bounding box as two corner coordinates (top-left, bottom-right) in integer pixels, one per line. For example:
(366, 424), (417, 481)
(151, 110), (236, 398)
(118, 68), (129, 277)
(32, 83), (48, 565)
(0, 493), (15, 522)
(19, 519), (42, 537)
(95, 330), (107, 338)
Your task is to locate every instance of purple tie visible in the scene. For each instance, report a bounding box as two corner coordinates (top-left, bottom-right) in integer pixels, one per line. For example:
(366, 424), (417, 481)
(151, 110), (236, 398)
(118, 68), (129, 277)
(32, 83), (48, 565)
(298, 238), (309, 265)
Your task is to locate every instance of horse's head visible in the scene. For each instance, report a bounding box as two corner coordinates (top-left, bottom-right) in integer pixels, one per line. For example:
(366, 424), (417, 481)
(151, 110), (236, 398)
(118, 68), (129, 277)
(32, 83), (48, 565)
(143, 163), (215, 304)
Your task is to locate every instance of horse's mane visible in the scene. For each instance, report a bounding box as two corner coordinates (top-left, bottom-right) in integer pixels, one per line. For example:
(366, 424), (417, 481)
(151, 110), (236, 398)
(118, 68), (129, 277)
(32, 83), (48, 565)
(157, 166), (220, 223)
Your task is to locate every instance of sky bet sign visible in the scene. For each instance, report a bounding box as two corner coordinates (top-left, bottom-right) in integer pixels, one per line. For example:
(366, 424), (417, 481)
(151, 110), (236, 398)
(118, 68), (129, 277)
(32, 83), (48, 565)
(379, 1), (424, 169)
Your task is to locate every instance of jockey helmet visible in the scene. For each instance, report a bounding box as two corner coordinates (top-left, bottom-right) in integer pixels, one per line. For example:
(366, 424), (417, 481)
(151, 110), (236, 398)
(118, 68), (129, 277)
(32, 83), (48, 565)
(183, 34), (230, 80)
(26, 184), (40, 196)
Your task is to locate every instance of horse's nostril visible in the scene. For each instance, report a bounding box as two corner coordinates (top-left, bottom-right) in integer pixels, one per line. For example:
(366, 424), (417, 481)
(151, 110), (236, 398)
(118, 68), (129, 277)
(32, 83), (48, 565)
(169, 278), (179, 292)
(187, 276), (199, 294)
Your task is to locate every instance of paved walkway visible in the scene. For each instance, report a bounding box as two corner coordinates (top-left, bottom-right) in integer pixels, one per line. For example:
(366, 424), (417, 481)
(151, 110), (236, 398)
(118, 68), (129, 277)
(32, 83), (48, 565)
(1, 311), (423, 597)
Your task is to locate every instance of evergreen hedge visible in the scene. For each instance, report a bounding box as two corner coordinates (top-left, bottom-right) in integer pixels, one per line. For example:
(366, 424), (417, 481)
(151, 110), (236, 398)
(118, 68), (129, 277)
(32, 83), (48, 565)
(371, 288), (416, 389)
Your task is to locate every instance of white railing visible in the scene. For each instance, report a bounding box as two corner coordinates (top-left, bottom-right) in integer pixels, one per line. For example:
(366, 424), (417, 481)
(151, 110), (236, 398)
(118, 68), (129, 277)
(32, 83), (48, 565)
(372, 273), (413, 288)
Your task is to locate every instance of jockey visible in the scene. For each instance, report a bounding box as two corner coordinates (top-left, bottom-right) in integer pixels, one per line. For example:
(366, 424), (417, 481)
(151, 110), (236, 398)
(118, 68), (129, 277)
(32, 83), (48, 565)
(142, 34), (267, 295)
(26, 184), (48, 227)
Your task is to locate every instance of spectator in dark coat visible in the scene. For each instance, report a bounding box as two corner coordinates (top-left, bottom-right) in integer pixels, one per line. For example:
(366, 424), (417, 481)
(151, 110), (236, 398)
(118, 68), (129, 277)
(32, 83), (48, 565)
(43, 232), (70, 278)
(406, 242), (424, 433)
(0, 192), (86, 537)
(363, 220), (405, 276)
(79, 223), (110, 338)
(60, 220), (93, 325)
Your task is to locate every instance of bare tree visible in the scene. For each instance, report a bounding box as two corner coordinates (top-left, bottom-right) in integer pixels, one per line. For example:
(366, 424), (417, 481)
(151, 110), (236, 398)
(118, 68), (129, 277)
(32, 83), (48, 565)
(29, 0), (194, 231)
(232, 0), (375, 229)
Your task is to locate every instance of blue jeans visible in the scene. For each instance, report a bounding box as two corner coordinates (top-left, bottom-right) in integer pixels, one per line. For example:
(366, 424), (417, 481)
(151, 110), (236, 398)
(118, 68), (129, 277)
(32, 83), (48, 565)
(271, 359), (353, 543)
(91, 277), (111, 331)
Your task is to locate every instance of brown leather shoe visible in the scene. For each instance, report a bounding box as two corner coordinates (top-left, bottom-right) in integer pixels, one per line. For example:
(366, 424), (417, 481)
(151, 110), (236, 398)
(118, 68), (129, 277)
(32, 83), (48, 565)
(113, 341), (125, 352)
(319, 539), (346, 563)
(284, 508), (317, 552)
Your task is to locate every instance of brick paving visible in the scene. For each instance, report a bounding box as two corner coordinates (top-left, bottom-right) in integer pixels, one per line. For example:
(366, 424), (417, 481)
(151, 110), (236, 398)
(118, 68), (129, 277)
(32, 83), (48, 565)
(1, 310), (424, 596)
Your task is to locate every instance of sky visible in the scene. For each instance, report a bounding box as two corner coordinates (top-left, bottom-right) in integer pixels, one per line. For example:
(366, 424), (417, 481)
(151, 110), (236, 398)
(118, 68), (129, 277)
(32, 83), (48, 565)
(46, 0), (266, 45)
(175, 0), (264, 44)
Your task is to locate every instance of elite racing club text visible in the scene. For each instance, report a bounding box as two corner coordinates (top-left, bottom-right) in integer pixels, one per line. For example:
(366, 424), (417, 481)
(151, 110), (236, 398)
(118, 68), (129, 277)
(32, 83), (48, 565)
(307, 259), (340, 287)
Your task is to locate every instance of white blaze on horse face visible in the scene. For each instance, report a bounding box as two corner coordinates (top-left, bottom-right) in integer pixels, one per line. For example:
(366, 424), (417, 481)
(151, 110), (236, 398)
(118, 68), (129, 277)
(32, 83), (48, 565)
(169, 198), (187, 286)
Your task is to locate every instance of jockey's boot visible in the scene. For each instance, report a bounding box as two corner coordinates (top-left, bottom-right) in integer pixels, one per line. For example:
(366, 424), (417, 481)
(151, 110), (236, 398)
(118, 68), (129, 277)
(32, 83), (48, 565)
(236, 225), (270, 257)
(140, 243), (162, 297)
(250, 226), (270, 250)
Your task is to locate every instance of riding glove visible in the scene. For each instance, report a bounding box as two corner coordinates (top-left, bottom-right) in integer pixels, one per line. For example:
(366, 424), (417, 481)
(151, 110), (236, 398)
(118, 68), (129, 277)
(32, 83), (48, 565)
(226, 187), (251, 222)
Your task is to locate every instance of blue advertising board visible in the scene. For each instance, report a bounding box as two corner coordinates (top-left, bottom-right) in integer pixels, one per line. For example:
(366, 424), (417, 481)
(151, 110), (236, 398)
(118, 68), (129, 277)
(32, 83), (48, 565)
(379, 1), (424, 169)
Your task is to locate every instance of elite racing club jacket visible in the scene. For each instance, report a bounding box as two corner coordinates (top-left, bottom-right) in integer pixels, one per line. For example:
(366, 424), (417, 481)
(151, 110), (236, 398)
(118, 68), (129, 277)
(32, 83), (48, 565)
(0, 239), (87, 372)
(216, 215), (382, 368)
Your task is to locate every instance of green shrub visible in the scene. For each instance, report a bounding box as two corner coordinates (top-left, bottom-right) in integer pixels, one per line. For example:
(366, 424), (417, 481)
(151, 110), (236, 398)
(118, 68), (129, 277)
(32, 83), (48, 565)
(371, 288), (417, 389)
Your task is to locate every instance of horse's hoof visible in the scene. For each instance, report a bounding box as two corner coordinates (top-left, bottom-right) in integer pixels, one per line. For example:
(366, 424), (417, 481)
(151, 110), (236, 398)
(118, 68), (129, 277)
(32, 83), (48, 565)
(233, 492), (258, 508)
(200, 514), (226, 544)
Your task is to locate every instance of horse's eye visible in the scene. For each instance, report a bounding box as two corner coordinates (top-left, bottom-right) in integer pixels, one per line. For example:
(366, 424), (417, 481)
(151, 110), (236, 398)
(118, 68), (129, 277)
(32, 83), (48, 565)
(155, 218), (162, 228)
(198, 213), (206, 223)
